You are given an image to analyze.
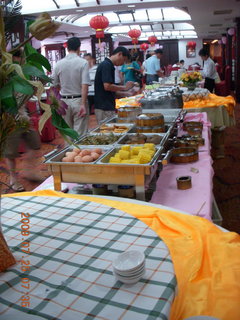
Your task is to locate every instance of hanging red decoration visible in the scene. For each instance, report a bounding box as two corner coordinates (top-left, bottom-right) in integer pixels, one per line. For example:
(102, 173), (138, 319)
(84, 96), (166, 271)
(89, 15), (109, 44)
(63, 42), (67, 48)
(187, 41), (196, 49)
(128, 29), (141, 45)
(148, 36), (157, 46)
(140, 43), (149, 51)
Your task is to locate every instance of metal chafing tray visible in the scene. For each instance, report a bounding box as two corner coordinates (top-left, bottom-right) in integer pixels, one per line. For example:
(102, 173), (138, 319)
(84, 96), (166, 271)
(45, 142), (164, 200)
(77, 133), (123, 146)
(45, 145), (111, 164)
(116, 133), (165, 146)
(97, 146), (163, 166)
(91, 123), (134, 133)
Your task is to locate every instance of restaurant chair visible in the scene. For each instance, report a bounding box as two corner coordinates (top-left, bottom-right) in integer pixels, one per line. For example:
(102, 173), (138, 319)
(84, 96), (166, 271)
(215, 65), (231, 96)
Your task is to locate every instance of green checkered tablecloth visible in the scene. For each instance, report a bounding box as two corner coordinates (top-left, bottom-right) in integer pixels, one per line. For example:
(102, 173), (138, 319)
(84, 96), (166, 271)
(0, 196), (176, 320)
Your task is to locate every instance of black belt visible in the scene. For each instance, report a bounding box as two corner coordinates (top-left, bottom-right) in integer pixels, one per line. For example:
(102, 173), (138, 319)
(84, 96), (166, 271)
(61, 95), (81, 99)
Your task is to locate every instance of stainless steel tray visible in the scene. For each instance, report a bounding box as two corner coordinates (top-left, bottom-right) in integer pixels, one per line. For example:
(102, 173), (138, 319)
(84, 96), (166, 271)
(97, 146), (163, 166)
(45, 145), (111, 164)
(77, 133), (123, 146)
(117, 133), (165, 146)
(92, 123), (134, 134)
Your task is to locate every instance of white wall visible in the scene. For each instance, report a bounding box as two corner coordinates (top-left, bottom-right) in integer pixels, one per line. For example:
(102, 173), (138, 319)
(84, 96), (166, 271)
(178, 39), (203, 68)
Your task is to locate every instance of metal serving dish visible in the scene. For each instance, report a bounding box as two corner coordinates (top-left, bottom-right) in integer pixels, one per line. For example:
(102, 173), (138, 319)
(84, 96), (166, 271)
(77, 133), (123, 146)
(117, 133), (165, 146)
(92, 123), (134, 134)
(97, 146), (163, 166)
(45, 145), (111, 164)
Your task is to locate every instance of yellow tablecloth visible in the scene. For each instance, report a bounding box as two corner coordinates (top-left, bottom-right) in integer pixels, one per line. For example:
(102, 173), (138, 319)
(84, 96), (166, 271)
(3, 190), (240, 320)
(183, 93), (236, 117)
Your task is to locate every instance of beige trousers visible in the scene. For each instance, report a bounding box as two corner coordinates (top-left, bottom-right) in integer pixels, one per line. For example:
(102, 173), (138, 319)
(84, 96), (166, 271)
(94, 109), (116, 124)
(61, 97), (89, 136)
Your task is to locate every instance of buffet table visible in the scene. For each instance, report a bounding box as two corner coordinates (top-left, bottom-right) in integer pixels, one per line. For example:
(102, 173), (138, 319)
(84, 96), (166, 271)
(1, 191), (240, 320)
(151, 112), (213, 220)
(183, 93), (236, 128)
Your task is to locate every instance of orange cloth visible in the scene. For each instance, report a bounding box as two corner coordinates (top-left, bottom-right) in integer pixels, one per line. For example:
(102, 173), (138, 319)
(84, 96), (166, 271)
(183, 93), (236, 117)
(4, 190), (240, 320)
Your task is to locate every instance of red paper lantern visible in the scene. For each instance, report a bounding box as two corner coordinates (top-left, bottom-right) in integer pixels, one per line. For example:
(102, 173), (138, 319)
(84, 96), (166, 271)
(148, 36), (157, 46)
(128, 29), (141, 45)
(89, 15), (109, 41)
(140, 43), (149, 51)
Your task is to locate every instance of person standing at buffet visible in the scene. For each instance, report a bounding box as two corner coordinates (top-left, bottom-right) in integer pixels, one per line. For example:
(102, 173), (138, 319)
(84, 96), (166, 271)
(198, 48), (217, 93)
(84, 53), (97, 115)
(94, 46), (134, 124)
(53, 37), (90, 135)
(144, 49), (164, 84)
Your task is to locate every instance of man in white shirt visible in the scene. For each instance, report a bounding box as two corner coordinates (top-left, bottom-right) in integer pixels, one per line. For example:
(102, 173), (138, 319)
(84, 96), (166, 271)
(144, 49), (163, 84)
(199, 48), (217, 93)
(53, 37), (90, 135)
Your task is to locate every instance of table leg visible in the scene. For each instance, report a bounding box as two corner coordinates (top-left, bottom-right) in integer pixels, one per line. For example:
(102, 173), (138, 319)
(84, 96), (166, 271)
(134, 169), (145, 201)
(51, 165), (62, 191)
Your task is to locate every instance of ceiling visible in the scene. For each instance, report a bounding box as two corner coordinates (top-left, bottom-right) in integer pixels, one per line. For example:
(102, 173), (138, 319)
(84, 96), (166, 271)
(20, 0), (240, 43)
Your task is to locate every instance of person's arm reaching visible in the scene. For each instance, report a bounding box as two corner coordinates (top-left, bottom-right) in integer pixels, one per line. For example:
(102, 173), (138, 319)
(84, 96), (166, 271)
(104, 81), (134, 92)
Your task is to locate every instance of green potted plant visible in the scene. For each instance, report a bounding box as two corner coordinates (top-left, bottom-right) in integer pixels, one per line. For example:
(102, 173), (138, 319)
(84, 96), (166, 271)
(0, 1), (79, 271)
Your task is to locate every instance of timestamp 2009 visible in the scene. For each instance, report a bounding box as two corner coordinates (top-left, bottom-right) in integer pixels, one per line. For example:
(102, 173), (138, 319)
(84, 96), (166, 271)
(20, 212), (31, 308)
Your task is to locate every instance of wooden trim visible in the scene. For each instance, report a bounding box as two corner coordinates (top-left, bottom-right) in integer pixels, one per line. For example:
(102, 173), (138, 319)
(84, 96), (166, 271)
(235, 17), (240, 102)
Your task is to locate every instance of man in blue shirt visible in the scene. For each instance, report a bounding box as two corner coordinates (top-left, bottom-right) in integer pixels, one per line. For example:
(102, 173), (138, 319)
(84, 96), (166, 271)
(145, 49), (163, 84)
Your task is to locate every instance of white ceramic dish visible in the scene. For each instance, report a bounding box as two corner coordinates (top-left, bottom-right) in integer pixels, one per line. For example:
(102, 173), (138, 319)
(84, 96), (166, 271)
(112, 250), (145, 273)
(113, 262), (145, 276)
(113, 269), (145, 284)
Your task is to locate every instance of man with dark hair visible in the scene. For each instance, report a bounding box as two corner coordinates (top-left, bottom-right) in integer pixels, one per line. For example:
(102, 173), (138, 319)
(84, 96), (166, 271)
(53, 37), (90, 135)
(94, 46), (134, 123)
(198, 48), (217, 93)
(144, 48), (163, 84)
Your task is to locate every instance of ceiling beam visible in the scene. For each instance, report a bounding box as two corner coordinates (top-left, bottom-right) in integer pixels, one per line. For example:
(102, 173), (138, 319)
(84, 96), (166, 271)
(52, 0), (60, 9)
(74, 0), (80, 7)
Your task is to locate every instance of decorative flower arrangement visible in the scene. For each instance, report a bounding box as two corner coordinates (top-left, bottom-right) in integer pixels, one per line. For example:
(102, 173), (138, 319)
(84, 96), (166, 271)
(180, 71), (202, 87)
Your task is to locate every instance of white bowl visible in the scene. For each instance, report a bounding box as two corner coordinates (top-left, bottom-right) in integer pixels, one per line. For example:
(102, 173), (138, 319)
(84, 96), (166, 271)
(114, 263), (145, 277)
(112, 250), (145, 273)
(113, 269), (145, 284)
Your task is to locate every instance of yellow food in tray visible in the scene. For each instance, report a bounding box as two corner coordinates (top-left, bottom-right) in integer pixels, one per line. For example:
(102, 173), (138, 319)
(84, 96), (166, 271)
(109, 144), (156, 164)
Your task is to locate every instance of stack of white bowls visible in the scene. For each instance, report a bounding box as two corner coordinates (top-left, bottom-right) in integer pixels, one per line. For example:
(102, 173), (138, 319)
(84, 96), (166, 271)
(112, 250), (145, 284)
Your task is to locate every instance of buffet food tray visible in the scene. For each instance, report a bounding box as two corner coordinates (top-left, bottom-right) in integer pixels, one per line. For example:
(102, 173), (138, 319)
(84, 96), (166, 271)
(116, 133), (166, 146)
(45, 145), (111, 164)
(97, 146), (163, 167)
(77, 133), (123, 146)
(92, 123), (134, 133)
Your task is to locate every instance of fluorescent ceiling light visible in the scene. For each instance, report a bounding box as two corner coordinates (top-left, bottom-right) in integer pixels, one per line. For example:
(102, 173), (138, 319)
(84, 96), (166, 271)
(211, 39), (218, 43)
(141, 25), (152, 31)
(163, 7), (191, 21)
(128, 5), (135, 7)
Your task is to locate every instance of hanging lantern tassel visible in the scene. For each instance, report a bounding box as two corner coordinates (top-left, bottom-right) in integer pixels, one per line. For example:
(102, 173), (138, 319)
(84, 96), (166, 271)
(96, 29), (105, 47)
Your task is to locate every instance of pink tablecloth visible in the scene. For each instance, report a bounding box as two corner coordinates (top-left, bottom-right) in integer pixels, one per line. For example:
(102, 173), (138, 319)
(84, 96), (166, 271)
(151, 154), (214, 221)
